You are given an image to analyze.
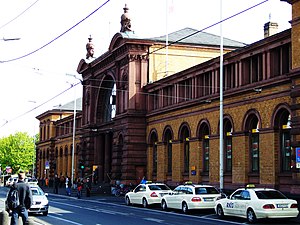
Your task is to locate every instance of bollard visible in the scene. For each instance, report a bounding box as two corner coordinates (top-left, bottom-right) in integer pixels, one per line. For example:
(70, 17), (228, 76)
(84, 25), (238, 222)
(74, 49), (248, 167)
(0, 210), (10, 225)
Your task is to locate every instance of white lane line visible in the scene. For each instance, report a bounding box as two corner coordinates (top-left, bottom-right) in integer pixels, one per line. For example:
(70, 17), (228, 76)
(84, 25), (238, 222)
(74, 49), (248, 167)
(48, 215), (83, 225)
(144, 218), (164, 223)
(51, 201), (130, 216)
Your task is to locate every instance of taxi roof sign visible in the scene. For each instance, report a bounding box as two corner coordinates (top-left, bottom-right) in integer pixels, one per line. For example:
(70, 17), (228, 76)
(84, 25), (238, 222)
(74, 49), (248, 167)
(184, 181), (193, 185)
(246, 184), (256, 188)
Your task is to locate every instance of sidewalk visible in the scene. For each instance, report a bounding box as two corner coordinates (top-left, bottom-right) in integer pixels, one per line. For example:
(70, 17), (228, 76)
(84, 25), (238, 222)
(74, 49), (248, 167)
(40, 184), (122, 201)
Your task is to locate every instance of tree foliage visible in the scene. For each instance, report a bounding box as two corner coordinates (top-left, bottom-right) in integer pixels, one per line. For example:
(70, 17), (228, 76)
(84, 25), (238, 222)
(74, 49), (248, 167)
(0, 132), (35, 174)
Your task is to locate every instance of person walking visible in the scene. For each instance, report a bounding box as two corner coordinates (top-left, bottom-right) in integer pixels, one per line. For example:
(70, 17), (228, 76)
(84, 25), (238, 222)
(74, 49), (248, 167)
(85, 178), (92, 197)
(65, 176), (72, 196)
(7, 170), (33, 225)
(140, 176), (147, 184)
(77, 178), (83, 199)
(54, 174), (59, 194)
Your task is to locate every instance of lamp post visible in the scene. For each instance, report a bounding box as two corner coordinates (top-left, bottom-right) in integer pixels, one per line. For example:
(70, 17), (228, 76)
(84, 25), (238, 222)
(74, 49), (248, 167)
(66, 74), (82, 185)
(219, 0), (224, 191)
(28, 100), (37, 177)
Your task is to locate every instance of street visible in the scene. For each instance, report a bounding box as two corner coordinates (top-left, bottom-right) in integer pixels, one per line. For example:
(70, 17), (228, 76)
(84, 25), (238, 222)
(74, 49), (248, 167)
(0, 186), (299, 225)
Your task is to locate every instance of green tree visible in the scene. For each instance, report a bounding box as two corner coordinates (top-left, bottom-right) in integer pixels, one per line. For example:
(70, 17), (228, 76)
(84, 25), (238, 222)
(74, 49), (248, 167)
(0, 132), (35, 174)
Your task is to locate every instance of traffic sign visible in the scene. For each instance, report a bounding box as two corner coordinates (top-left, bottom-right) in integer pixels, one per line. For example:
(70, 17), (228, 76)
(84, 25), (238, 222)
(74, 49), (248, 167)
(296, 147), (300, 163)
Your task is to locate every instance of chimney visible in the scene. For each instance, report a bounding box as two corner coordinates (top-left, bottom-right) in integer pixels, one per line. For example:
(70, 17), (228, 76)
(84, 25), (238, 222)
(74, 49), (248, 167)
(264, 21), (278, 38)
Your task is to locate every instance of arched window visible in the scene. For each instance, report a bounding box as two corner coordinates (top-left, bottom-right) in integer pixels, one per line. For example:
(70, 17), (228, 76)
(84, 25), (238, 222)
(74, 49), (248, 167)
(164, 129), (173, 174)
(281, 114), (292, 171)
(274, 108), (292, 172)
(247, 115), (260, 172)
(198, 121), (210, 173)
(150, 132), (158, 175)
(180, 125), (190, 174)
(224, 119), (233, 172)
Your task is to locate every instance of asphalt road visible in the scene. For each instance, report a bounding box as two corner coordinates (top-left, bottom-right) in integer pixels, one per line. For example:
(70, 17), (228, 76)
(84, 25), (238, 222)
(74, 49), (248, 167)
(0, 186), (299, 225)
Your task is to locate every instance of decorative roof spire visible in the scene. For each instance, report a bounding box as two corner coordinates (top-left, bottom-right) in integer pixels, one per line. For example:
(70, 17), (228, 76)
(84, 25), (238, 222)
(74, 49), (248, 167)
(120, 4), (132, 32)
(86, 35), (95, 60)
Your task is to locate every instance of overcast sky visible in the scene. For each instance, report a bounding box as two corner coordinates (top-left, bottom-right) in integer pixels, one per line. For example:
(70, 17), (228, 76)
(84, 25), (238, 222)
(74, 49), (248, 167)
(0, 0), (292, 137)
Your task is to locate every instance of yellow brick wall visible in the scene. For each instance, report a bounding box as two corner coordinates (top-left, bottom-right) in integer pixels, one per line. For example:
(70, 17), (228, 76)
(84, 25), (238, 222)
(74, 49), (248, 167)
(232, 136), (248, 184)
(260, 132), (276, 184)
(292, 1), (300, 69)
(147, 94), (291, 185)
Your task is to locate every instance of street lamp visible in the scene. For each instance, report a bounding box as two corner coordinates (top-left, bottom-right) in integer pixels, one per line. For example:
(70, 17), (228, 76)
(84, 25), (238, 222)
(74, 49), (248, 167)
(28, 100), (37, 177)
(66, 74), (82, 185)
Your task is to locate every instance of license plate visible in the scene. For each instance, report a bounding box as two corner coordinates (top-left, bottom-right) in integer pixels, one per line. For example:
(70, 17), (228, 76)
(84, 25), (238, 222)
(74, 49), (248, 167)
(276, 204), (288, 208)
(203, 198), (213, 202)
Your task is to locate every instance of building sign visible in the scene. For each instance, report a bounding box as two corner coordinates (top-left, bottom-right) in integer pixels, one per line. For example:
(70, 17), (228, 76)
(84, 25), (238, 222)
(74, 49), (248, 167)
(45, 161), (49, 169)
(296, 147), (300, 169)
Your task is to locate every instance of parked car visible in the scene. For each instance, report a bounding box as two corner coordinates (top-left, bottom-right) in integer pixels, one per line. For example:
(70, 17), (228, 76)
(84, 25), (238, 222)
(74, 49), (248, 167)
(28, 184), (49, 216)
(5, 175), (18, 187)
(161, 182), (221, 213)
(215, 184), (299, 223)
(125, 182), (172, 208)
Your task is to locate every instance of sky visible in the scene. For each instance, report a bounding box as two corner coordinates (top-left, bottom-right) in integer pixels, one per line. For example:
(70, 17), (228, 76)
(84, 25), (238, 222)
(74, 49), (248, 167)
(0, 0), (292, 138)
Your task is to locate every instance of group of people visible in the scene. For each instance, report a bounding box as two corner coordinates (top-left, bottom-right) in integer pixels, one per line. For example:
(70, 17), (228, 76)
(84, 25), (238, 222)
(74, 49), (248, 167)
(53, 174), (92, 198)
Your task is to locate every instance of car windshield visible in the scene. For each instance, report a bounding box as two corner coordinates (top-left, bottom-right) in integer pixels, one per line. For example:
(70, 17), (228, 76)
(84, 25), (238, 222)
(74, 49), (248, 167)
(148, 184), (170, 191)
(195, 187), (219, 194)
(31, 187), (45, 196)
(255, 190), (287, 199)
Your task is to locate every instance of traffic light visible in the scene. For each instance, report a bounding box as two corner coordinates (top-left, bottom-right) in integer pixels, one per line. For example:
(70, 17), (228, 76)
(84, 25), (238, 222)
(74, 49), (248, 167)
(79, 161), (85, 170)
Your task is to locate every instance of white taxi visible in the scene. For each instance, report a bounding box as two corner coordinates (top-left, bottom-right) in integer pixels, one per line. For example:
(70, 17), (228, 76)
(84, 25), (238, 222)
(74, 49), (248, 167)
(29, 184), (49, 216)
(125, 182), (172, 208)
(161, 182), (220, 213)
(215, 185), (299, 223)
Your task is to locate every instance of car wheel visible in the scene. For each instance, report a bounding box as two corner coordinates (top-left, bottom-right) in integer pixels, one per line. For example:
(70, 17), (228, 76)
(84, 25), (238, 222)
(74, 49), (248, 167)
(182, 202), (188, 214)
(216, 205), (224, 218)
(142, 198), (148, 208)
(43, 211), (48, 216)
(247, 209), (257, 224)
(125, 196), (131, 206)
(161, 200), (168, 211)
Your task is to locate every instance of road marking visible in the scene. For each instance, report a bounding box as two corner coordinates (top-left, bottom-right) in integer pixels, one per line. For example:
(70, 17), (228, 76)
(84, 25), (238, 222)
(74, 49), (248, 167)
(144, 218), (164, 223)
(48, 215), (83, 225)
(51, 201), (130, 216)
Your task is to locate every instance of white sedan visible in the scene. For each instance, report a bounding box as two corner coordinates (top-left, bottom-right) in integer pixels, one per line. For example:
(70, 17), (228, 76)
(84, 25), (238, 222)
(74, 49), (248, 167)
(215, 186), (299, 223)
(125, 182), (172, 208)
(29, 184), (49, 216)
(161, 183), (221, 213)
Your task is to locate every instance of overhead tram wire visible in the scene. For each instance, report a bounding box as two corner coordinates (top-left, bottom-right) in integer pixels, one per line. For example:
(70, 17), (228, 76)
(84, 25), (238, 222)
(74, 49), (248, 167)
(0, 0), (111, 63)
(0, 0), (40, 30)
(148, 0), (269, 56)
(0, 0), (270, 128)
(0, 82), (81, 129)
(1, 0), (268, 64)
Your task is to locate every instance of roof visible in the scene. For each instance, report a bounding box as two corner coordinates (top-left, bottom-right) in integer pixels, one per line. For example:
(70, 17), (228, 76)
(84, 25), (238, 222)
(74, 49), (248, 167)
(53, 98), (82, 111)
(148, 27), (246, 48)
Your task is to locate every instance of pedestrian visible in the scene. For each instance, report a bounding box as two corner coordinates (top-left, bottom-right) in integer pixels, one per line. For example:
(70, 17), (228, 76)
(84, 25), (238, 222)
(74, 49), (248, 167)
(85, 178), (92, 197)
(65, 176), (72, 196)
(140, 176), (147, 184)
(77, 178), (83, 199)
(54, 174), (59, 194)
(7, 170), (33, 225)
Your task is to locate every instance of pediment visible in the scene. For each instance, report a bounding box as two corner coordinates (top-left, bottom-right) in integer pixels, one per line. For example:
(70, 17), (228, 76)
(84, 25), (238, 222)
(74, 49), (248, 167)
(109, 33), (125, 52)
(77, 59), (88, 73)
